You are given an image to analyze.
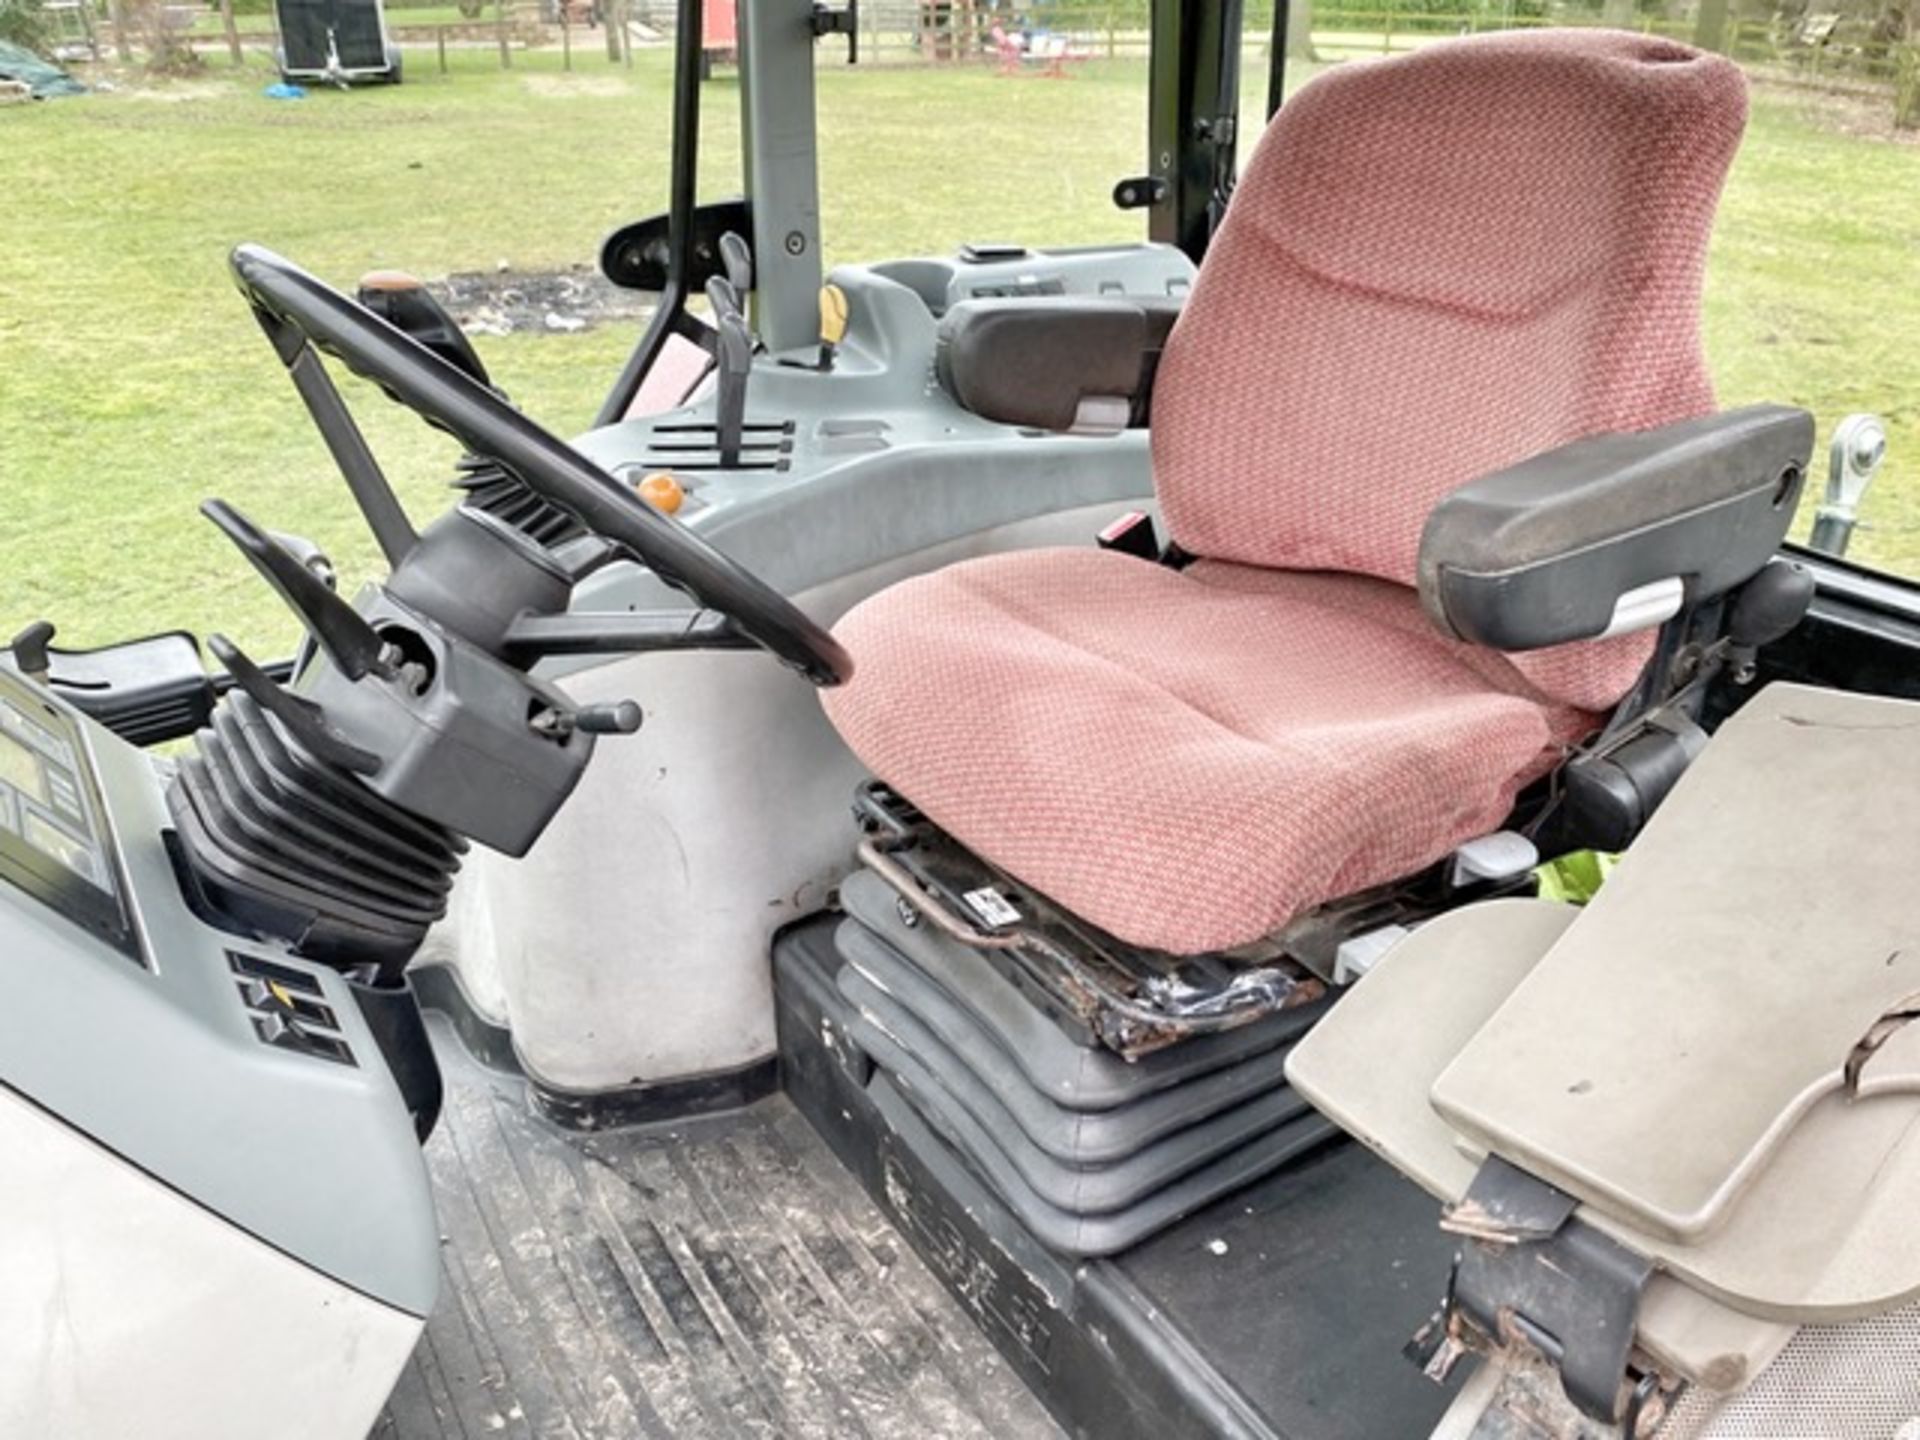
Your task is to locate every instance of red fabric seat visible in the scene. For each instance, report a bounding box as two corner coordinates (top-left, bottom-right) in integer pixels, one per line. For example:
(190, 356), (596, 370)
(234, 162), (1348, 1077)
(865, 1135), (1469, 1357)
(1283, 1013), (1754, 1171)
(822, 31), (1749, 954)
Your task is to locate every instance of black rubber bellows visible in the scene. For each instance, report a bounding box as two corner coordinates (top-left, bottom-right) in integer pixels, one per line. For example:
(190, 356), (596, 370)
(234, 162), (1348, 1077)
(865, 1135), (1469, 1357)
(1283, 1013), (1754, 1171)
(832, 872), (1336, 1258)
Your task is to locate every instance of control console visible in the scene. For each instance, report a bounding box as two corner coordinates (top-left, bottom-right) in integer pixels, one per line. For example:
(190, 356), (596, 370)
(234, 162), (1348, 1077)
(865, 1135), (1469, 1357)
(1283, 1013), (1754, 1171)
(0, 663), (437, 1321)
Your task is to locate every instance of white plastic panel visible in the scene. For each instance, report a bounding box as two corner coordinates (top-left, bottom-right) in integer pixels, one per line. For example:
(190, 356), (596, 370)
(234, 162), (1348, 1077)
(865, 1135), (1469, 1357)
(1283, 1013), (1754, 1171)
(437, 500), (1149, 1091)
(0, 1086), (421, 1440)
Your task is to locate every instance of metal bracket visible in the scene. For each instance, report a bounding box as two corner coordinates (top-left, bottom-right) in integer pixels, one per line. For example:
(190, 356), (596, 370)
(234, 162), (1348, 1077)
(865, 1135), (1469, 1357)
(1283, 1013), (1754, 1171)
(1413, 1157), (1655, 1427)
(1112, 175), (1170, 211)
(848, 782), (1322, 1057)
(810, 0), (857, 62)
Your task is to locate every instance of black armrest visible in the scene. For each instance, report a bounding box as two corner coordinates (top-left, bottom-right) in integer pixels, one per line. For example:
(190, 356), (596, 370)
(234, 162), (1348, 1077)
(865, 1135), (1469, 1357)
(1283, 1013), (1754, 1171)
(1417, 405), (1815, 651)
(935, 296), (1182, 432)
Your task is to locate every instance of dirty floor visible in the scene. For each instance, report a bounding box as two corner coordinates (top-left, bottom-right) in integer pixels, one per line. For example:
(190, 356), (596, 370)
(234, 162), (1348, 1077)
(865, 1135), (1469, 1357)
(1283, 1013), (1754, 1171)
(371, 1023), (1059, 1440)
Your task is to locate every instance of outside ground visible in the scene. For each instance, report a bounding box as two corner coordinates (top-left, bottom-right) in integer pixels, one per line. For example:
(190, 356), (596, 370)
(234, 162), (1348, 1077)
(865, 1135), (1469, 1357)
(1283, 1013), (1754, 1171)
(3, 46), (1918, 658)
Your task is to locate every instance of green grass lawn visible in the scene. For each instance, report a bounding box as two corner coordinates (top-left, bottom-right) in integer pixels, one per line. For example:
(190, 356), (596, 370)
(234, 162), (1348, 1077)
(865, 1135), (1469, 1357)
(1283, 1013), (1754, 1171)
(3, 47), (1917, 660)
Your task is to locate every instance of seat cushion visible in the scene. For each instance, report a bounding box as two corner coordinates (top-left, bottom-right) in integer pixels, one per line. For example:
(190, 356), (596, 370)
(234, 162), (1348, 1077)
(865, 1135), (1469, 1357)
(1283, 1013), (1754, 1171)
(822, 548), (1600, 955)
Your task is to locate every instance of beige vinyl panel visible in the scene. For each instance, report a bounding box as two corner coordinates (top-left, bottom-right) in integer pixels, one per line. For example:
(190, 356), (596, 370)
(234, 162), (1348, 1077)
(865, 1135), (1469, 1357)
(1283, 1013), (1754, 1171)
(1286, 898), (1795, 1391)
(1433, 682), (1920, 1243)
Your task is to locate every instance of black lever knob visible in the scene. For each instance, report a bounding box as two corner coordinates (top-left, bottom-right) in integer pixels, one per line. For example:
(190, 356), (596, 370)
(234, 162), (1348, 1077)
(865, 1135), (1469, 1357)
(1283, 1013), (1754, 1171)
(575, 701), (643, 735)
(9, 620), (55, 684)
(1728, 558), (1814, 651)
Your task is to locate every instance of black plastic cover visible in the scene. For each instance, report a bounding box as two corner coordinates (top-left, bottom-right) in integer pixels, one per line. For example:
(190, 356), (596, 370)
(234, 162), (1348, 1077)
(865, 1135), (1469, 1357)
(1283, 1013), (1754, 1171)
(600, 197), (753, 293)
(46, 631), (215, 748)
(935, 295), (1182, 431)
(776, 916), (1466, 1440)
(1418, 405), (1814, 650)
(1550, 719), (1706, 854)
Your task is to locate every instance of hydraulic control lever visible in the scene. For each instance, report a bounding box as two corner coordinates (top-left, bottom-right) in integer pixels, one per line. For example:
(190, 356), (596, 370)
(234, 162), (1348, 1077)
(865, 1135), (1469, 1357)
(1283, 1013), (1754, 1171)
(704, 231), (754, 468)
(711, 311), (751, 468)
(718, 230), (753, 296)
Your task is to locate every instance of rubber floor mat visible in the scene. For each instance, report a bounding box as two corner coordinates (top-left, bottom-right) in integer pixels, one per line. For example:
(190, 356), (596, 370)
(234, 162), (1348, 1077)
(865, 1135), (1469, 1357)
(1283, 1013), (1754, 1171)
(372, 1022), (1060, 1440)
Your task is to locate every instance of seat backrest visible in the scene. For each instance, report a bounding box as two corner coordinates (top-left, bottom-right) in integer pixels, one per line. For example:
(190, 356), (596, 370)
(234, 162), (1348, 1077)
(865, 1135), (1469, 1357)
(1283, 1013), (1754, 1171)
(1151, 31), (1747, 709)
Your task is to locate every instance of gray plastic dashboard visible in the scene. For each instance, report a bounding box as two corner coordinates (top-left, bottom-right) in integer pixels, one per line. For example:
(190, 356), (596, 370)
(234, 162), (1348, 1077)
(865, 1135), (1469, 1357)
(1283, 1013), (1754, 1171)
(559, 243), (1194, 627)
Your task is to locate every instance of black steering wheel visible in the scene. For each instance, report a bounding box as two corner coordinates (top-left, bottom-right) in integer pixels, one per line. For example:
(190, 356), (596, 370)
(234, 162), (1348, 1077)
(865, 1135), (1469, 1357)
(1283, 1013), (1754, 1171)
(227, 243), (851, 687)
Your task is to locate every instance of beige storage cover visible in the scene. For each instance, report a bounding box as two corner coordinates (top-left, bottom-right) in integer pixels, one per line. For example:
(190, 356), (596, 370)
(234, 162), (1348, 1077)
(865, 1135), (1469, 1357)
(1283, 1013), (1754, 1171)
(1290, 684), (1920, 1333)
(1434, 682), (1920, 1244)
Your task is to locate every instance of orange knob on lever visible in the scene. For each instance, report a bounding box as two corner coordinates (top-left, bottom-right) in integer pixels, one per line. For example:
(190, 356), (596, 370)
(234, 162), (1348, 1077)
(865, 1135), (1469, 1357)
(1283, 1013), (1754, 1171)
(635, 471), (685, 515)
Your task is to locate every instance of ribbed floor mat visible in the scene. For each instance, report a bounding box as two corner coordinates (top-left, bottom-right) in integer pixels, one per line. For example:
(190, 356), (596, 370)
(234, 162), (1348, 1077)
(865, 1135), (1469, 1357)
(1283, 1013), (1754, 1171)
(372, 1023), (1060, 1440)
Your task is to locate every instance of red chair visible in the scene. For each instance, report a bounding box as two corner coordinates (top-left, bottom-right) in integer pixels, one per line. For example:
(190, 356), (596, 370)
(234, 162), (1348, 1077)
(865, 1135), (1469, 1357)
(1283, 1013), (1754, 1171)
(988, 20), (1083, 77)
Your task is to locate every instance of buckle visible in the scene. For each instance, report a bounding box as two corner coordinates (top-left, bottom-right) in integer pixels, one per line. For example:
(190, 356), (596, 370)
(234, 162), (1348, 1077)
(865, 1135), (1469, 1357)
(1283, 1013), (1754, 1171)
(1095, 510), (1159, 560)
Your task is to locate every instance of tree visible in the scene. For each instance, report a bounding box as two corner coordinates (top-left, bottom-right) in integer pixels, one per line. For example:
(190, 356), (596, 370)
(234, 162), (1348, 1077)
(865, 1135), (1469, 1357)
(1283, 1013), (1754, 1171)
(108, 0), (132, 61)
(0, 0), (53, 56)
(1285, 0), (1314, 61)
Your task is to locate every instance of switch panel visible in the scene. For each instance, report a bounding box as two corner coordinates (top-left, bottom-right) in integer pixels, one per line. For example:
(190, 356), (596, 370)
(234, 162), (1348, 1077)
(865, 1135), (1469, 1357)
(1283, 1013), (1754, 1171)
(230, 950), (355, 1066)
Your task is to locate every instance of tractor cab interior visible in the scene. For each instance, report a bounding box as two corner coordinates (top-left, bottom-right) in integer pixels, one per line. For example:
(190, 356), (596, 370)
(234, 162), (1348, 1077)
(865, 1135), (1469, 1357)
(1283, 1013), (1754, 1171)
(5, 5), (1920, 1440)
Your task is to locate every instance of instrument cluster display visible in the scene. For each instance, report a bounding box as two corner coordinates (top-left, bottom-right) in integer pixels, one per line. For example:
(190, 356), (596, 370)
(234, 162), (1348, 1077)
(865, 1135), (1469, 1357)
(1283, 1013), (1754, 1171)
(0, 730), (46, 803)
(0, 668), (141, 964)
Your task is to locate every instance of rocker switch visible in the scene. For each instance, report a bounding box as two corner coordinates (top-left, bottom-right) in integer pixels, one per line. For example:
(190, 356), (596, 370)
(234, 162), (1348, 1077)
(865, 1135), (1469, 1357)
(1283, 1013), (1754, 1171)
(250, 1006), (354, 1066)
(254, 1009), (309, 1050)
(239, 975), (337, 1027)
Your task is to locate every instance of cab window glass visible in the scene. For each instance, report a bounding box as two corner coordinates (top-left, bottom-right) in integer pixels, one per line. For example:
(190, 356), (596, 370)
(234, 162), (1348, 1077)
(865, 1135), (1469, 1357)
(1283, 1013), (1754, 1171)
(1236, 1), (1919, 579)
(816, 3), (1151, 263)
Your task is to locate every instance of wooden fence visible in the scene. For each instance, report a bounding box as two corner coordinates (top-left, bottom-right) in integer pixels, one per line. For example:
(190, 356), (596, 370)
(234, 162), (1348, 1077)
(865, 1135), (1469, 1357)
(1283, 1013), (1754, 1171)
(75, 0), (1915, 98)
